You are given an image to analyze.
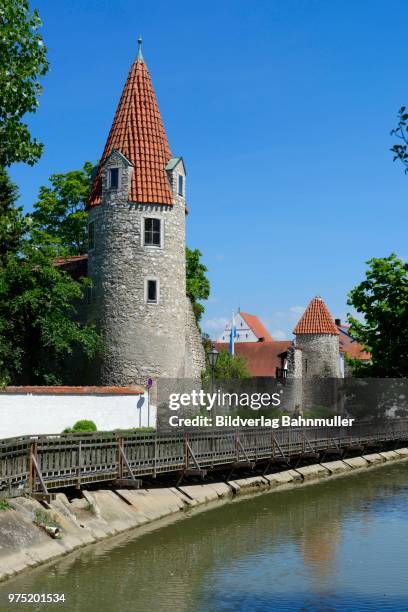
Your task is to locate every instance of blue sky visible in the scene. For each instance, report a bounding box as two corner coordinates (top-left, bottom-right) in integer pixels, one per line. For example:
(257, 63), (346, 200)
(9, 0), (408, 339)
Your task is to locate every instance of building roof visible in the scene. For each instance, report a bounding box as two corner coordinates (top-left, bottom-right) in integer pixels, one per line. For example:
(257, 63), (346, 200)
(88, 50), (173, 207)
(239, 312), (274, 342)
(214, 341), (292, 377)
(337, 324), (371, 361)
(54, 255), (88, 279)
(293, 296), (339, 335)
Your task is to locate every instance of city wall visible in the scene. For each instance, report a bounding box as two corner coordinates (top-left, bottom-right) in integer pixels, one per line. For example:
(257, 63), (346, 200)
(0, 387), (153, 438)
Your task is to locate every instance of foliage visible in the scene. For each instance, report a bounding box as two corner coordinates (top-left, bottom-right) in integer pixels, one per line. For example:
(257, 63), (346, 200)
(34, 509), (60, 529)
(113, 427), (155, 433)
(0, 170), (102, 385)
(0, 0), (49, 166)
(0, 499), (11, 511)
(391, 106), (408, 173)
(186, 247), (210, 322)
(63, 419), (97, 434)
(201, 332), (212, 354)
(203, 348), (251, 381)
(30, 162), (94, 255)
(347, 254), (408, 377)
(303, 406), (334, 419)
(0, 168), (25, 265)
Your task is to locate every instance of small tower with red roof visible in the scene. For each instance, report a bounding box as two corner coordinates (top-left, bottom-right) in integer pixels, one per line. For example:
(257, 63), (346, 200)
(87, 38), (204, 384)
(293, 295), (341, 379)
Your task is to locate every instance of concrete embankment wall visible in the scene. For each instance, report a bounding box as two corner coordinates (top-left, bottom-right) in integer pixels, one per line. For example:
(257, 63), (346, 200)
(1, 448), (408, 582)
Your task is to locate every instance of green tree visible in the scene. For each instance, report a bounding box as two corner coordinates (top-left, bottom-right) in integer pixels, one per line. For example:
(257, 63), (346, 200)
(347, 254), (408, 377)
(391, 106), (408, 173)
(208, 349), (250, 380)
(0, 0), (48, 166)
(186, 247), (210, 322)
(30, 162), (94, 255)
(0, 170), (102, 385)
(0, 168), (25, 264)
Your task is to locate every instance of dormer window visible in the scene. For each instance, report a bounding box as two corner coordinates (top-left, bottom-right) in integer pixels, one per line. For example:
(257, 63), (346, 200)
(108, 167), (119, 189)
(178, 175), (184, 197)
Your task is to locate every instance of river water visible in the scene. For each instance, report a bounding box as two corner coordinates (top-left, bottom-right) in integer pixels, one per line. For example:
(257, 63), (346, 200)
(1, 462), (408, 611)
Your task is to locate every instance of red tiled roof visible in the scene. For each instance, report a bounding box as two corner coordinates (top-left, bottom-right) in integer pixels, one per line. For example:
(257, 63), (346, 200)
(89, 55), (173, 206)
(54, 255), (88, 266)
(239, 312), (273, 342)
(54, 255), (88, 279)
(0, 386), (144, 395)
(337, 325), (371, 361)
(293, 296), (339, 335)
(214, 341), (292, 377)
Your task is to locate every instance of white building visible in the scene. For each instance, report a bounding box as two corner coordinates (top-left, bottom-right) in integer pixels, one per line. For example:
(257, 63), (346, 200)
(217, 311), (273, 343)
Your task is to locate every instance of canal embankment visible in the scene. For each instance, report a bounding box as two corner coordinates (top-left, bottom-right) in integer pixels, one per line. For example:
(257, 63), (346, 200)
(1, 448), (408, 583)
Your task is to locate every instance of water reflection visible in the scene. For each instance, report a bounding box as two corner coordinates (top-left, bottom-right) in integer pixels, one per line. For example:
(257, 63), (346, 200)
(1, 463), (408, 611)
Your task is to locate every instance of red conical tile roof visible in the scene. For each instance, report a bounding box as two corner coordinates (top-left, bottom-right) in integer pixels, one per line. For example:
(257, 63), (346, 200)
(293, 296), (339, 335)
(89, 54), (173, 206)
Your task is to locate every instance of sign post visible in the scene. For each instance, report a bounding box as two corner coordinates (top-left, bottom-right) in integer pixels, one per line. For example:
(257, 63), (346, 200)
(146, 378), (153, 428)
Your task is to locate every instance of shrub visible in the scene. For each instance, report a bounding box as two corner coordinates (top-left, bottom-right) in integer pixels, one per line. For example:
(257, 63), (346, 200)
(63, 420), (97, 434)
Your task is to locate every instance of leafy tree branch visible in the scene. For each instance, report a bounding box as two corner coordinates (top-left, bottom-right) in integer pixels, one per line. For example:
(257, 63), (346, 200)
(0, 0), (48, 166)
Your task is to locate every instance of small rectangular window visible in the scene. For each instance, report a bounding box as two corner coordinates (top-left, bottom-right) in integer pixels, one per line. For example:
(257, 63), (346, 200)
(144, 218), (161, 247)
(178, 175), (184, 196)
(109, 167), (119, 189)
(86, 285), (94, 305)
(88, 221), (95, 250)
(147, 280), (157, 303)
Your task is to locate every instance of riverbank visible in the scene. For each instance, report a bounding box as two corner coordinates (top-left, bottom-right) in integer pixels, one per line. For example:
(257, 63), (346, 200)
(1, 448), (408, 583)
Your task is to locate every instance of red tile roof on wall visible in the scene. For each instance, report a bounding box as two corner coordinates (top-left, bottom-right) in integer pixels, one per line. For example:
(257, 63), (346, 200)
(0, 386), (144, 395)
(54, 255), (88, 266)
(337, 324), (371, 361)
(54, 255), (88, 279)
(88, 55), (173, 206)
(239, 312), (274, 342)
(293, 296), (339, 335)
(214, 341), (292, 377)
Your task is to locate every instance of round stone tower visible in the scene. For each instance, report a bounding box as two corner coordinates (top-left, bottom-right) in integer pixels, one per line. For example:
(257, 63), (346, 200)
(87, 40), (189, 385)
(293, 295), (341, 379)
(293, 295), (341, 411)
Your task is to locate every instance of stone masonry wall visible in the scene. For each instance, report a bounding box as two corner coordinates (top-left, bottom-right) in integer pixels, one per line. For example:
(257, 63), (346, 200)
(295, 333), (341, 411)
(284, 346), (303, 412)
(184, 296), (206, 379)
(295, 334), (340, 378)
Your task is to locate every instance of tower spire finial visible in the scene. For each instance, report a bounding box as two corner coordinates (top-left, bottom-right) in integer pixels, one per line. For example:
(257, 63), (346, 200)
(137, 35), (143, 61)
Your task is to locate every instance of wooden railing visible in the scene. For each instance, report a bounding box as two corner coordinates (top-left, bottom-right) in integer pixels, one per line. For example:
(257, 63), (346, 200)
(1, 420), (407, 498)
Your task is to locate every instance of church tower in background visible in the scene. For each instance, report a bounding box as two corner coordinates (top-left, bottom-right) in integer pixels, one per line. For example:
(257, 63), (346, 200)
(87, 38), (204, 384)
